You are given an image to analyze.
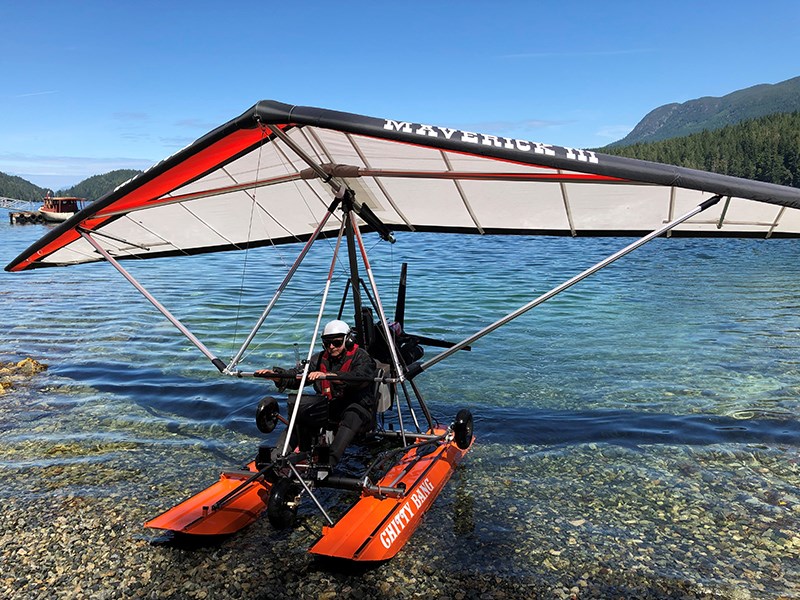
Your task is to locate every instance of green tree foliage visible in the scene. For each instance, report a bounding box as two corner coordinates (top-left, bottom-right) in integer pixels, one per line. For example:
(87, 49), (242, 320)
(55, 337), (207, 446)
(0, 169), (144, 203)
(58, 169), (143, 201)
(602, 112), (800, 188)
(0, 172), (47, 202)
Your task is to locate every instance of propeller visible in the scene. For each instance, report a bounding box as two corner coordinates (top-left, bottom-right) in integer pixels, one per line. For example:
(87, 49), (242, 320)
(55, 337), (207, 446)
(370, 263), (470, 368)
(394, 262), (408, 329)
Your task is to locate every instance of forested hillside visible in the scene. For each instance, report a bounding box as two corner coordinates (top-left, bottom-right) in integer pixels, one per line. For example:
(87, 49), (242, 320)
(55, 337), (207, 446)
(0, 173), (46, 202)
(0, 169), (143, 203)
(59, 170), (142, 201)
(610, 76), (800, 146)
(602, 112), (800, 188)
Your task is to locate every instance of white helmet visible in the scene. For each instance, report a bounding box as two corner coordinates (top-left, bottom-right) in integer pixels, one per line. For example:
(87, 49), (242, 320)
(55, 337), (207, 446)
(322, 319), (350, 338)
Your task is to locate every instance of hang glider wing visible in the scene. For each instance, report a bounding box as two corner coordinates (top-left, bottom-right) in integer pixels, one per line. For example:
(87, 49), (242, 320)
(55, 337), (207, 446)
(8, 100), (800, 272)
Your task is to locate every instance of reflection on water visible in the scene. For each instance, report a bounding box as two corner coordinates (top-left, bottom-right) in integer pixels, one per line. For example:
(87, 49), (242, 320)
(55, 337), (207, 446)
(2, 219), (800, 595)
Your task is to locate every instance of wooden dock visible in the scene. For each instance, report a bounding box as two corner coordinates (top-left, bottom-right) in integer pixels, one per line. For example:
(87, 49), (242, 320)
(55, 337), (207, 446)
(9, 211), (44, 224)
(2, 197), (43, 224)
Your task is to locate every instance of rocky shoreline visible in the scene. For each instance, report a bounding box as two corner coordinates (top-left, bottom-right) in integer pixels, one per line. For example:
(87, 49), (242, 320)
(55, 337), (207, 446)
(1, 361), (799, 599)
(0, 492), (725, 600)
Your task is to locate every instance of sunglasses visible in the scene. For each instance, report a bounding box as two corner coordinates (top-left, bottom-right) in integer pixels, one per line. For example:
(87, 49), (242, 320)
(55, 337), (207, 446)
(322, 336), (346, 347)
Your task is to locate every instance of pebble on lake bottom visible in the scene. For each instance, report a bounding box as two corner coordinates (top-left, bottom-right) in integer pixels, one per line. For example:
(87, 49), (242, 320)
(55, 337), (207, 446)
(2, 368), (800, 599)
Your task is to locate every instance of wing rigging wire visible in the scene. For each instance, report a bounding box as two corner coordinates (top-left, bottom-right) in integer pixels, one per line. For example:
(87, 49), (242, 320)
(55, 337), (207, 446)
(230, 125), (296, 356)
(232, 280), (340, 366)
(227, 124), (346, 366)
(219, 164), (298, 241)
(230, 125), (283, 357)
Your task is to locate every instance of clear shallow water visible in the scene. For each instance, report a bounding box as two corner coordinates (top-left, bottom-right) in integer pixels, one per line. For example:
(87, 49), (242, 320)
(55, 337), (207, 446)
(6, 222), (800, 441)
(2, 215), (800, 596)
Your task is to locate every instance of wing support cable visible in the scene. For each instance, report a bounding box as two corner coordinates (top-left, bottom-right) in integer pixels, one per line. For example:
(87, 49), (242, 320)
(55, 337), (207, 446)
(407, 195), (723, 378)
(78, 229), (227, 372)
(280, 218), (348, 458)
(226, 194), (344, 372)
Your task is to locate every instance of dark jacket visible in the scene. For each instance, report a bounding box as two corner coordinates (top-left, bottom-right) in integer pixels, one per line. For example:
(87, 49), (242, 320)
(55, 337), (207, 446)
(275, 344), (376, 412)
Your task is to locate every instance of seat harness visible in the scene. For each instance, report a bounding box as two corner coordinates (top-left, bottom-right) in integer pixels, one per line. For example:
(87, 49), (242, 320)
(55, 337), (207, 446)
(319, 344), (359, 400)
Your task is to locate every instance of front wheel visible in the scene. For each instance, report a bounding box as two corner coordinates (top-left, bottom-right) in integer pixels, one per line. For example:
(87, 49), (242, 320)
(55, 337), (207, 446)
(256, 396), (280, 433)
(267, 478), (301, 529)
(453, 409), (473, 450)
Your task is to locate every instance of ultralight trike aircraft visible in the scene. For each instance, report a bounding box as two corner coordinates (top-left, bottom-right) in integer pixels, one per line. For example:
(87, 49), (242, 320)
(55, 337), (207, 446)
(7, 100), (800, 561)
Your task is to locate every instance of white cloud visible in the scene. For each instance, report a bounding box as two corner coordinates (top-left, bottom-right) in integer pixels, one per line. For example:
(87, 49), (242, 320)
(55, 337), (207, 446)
(501, 49), (657, 60)
(10, 90), (58, 98)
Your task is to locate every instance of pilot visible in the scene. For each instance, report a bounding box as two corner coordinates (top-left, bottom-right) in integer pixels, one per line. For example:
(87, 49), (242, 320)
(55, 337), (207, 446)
(255, 319), (377, 470)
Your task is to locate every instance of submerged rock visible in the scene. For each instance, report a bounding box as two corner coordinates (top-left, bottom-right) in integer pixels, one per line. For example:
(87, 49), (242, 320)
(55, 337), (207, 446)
(0, 357), (47, 394)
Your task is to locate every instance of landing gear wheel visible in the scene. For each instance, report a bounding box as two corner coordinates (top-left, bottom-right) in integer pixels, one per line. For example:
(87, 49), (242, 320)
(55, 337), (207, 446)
(267, 477), (301, 529)
(256, 396), (280, 433)
(453, 409), (473, 450)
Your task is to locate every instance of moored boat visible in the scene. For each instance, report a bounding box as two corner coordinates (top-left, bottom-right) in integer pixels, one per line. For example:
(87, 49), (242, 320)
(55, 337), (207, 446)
(38, 194), (84, 222)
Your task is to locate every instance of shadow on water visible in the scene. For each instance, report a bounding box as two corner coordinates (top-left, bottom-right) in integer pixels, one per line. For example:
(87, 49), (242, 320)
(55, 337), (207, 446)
(55, 360), (265, 433)
(53, 361), (268, 465)
(53, 362), (800, 451)
(475, 404), (800, 448)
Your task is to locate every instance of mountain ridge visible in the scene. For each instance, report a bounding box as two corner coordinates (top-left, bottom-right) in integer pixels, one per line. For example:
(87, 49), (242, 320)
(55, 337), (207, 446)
(609, 76), (800, 147)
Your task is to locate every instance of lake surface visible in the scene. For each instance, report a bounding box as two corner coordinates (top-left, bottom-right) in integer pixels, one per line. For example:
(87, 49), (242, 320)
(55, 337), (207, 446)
(2, 215), (800, 597)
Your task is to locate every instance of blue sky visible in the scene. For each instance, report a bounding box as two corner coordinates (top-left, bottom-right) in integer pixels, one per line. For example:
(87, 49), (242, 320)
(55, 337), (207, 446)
(2, 1), (798, 190)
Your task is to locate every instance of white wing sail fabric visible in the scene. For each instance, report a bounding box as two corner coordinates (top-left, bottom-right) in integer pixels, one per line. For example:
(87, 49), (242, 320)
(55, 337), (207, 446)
(8, 100), (800, 272)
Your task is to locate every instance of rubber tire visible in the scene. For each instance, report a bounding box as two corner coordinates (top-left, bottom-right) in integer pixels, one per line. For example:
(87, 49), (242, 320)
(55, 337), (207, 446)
(256, 396), (280, 434)
(267, 478), (300, 529)
(453, 409), (473, 450)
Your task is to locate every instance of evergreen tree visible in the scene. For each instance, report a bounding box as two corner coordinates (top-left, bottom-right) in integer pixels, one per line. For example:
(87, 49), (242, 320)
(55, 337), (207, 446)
(602, 112), (800, 189)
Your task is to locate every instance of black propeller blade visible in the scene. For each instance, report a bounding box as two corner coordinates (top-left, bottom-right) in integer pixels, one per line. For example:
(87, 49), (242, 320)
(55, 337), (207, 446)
(394, 263), (407, 329)
(391, 263), (470, 354)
